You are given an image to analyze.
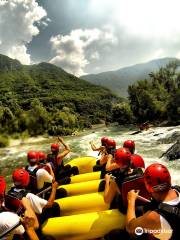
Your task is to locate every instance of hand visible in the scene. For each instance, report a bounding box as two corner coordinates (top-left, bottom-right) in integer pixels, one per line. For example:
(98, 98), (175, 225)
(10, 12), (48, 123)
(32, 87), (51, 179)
(127, 189), (139, 202)
(52, 181), (58, 189)
(105, 174), (111, 183)
(21, 216), (35, 230)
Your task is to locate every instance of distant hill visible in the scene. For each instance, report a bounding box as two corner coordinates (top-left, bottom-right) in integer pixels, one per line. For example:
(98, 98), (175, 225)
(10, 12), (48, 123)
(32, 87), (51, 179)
(0, 54), (118, 136)
(0, 54), (116, 108)
(81, 58), (180, 97)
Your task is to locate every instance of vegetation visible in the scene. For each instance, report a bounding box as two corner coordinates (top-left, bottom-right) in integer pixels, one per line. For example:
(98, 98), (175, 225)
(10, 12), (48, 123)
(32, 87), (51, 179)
(110, 60), (180, 126)
(1, 53), (179, 145)
(0, 54), (120, 143)
(127, 61), (180, 125)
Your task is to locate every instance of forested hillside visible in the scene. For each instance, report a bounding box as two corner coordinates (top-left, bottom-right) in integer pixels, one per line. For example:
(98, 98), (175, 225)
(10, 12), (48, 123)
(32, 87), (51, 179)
(0, 54), (119, 142)
(112, 61), (180, 125)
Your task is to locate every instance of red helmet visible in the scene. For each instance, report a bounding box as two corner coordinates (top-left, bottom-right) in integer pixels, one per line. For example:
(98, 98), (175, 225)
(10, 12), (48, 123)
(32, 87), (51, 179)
(27, 151), (38, 163)
(114, 148), (131, 168)
(144, 163), (171, 193)
(37, 151), (47, 161)
(51, 143), (60, 152)
(131, 154), (145, 169)
(12, 169), (30, 187)
(0, 176), (6, 195)
(123, 140), (135, 153)
(101, 137), (109, 146)
(106, 139), (116, 148)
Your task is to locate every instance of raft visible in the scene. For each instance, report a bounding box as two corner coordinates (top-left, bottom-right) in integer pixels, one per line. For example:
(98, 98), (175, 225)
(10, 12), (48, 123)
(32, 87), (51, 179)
(58, 179), (105, 197)
(42, 156), (125, 239)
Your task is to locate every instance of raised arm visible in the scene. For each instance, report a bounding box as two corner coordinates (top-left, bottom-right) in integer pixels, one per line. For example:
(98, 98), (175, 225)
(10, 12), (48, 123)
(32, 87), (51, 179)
(105, 154), (119, 171)
(57, 137), (70, 165)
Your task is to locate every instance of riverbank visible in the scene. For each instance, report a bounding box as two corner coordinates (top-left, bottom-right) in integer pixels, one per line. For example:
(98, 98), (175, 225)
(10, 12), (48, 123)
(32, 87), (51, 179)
(9, 135), (50, 147)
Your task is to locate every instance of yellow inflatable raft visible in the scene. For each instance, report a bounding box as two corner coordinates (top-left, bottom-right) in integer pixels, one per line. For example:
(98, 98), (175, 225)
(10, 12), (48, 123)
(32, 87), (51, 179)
(42, 156), (125, 239)
(58, 179), (105, 197)
(42, 209), (125, 240)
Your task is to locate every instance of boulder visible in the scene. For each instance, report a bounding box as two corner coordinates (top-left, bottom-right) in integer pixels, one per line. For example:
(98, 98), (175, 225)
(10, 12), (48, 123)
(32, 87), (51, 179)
(161, 140), (180, 161)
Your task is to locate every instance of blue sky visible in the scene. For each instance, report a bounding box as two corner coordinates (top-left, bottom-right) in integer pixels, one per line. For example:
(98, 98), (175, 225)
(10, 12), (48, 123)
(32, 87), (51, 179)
(0, 0), (180, 76)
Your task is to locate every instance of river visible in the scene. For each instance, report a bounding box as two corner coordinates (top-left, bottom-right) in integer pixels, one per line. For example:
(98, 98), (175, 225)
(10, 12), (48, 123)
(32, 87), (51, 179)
(0, 125), (180, 188)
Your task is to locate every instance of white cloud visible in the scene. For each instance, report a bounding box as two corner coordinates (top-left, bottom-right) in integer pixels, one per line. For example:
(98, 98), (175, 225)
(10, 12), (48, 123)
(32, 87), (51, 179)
(0, 0), (47, 64)
(49, 28), (117, 76)
(84, 0), (180, 72)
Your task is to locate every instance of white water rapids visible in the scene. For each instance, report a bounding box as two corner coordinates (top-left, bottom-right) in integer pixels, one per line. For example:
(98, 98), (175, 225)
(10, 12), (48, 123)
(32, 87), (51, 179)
(0, 125), (180, 186)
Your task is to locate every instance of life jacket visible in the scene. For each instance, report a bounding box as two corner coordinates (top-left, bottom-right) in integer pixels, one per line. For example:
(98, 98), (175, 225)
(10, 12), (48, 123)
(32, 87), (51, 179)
(114, 168), (150, 207)
(0, 205), (6, 213)
(107, 147), (116, 157)
(144, 186), (180, 240)
(47, 153), (64, 173)
(25, 166), (39, 193)
(38, 162), (51, 175)
(5, 187), (30, 214)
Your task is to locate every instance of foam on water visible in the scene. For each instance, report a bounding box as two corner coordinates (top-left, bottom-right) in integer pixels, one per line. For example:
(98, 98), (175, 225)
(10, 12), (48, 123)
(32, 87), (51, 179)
(0, 125), (179, 184)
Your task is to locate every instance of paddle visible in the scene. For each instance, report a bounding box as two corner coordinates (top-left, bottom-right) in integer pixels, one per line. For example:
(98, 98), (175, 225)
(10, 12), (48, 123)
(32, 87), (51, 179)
(137, 195), (150, 203)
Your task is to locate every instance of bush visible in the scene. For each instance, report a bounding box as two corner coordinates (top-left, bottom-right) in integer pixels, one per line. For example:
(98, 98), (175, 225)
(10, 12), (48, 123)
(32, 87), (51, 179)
(0, 135), (9, 147)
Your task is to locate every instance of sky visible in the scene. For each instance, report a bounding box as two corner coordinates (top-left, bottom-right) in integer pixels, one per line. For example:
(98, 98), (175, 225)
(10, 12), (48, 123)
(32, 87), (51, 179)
(0, 0), (180, 76)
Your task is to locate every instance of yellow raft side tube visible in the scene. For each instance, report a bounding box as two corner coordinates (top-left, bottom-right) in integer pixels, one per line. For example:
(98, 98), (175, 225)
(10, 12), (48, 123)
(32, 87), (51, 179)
(58, 179), (105, 197)
(68, 156), (97, 174)
(42, 209), (126, 240)
(70, 171), (101, 184)
(55, 192), (110, 216)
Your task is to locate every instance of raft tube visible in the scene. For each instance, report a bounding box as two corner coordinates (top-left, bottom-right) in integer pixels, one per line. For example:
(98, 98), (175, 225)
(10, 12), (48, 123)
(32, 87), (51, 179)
(55, 192), (109, 216)
(42, 209), (125, 240)
(70, 171), (101, 184)
(58, 179), (105, 197)
(68, 156), (97, 174)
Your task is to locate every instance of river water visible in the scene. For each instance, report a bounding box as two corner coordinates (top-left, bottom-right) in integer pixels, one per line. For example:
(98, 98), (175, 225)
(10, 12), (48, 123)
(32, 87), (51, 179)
(0, 125), (180, 188)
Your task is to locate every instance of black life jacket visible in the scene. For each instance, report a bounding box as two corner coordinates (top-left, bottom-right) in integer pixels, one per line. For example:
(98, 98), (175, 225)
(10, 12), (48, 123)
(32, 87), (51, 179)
(47, 153), (64, 173)
(0, 205), (6, 213)
(107, 147), (116, 157)
(144, 186), (180, 240)
(25, 166), (39, 192)
(5, 187), (30, 214)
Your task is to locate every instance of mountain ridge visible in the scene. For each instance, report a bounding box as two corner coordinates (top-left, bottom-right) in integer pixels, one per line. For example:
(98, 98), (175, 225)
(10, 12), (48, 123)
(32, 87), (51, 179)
(81, 57), (180, 96)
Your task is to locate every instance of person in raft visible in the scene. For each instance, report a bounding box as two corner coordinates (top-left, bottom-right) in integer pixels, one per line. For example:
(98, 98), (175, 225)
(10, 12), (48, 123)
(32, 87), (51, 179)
(5, 169), (60, 225)
(47, 137), (78, 182)
(25, 151), (54, 194)
(0, 175), (39, 240)
(123, 140), (145, 169)
(104, 148), (149, 212)
(90, 137), (109, 173)
(104, 163), (180, 240)
(126, 163), (180, 240)
(37, 151), (55, 180)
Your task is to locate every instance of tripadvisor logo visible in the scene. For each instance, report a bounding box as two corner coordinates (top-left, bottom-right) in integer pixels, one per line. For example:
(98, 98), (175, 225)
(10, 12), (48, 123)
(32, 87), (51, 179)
(135, 227), (173, 235)
(135, 227), (143, 235)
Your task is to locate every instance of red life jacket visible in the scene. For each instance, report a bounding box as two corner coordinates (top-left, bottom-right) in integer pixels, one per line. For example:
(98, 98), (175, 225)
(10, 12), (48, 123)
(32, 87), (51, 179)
(38, 162), (51, 175)
(121, 168), (151, 207)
